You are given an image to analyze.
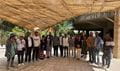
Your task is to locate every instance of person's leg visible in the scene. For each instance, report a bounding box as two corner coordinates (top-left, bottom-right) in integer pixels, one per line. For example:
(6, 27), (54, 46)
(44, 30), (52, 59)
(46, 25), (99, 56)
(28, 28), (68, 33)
(68, 47), (71, 57)
(25, 48), (28, 62)
(36, 47), (39, 61)
(60, 45), (63, 57)
(94, 48), (97, 63)
(50, 46), (52, 57)
(46, 47), (49, 58)
(96, 49), (100, 64)
(102, 54), (105, 66)
(7, 57), (11, 69)
(28, 47), (32, 62)
(21, 50), (24, 63)
(32, 48), (35, 61)
(53, 46), (56, 56)
(56, 45), (58, 57)
(64, 47), (67, 57)
(92, 48), (96, 63)
(74, 47), (76, 58)
(17, 51), (21, 64)
(71, 47), (74, 57)
(107, 52), (112, 68)
(11, 57), (15, 67)
(76, 48), (80, 59)
(66, 47), (68, 57)
(88, 48), (92, 62)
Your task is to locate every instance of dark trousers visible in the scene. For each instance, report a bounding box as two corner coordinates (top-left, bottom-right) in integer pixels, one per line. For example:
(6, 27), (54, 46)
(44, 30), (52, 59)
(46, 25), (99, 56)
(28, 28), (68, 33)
(17, 51), (24, 64)
(32, 47), (39, 61)
(63, 46), (68, 57)
(88, 47), (95, 63)
(102, 50), (112, 68)
(25, 47), (32, 62)
(53, 45), (58, 57)
(60, 45), (63, 57)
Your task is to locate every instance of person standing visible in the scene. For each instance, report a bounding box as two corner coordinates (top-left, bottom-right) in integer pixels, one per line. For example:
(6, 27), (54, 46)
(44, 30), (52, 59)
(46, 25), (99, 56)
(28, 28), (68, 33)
(40, 35), (46, 59)
(59, 34), (63, 57)
(32, 31), (41, 61)
(25, 32), (34, 63)
(5, 33), (17, 69)
(86, 32), (95, 63)
(46, 32), (53, 58)
(81, 35), (87, 60)
(68, 35), (75, 57)
(16, 36), (26, 66)
(102, 33), (114, 69)
(53, 34), (59, 57)
(63, 34), (69, 57)
(94, 32), (103, 65)
(74, 34), (82, 60)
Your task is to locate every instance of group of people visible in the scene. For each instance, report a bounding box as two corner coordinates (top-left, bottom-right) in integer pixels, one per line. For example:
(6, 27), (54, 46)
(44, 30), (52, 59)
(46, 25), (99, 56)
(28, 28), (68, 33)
(5, 31), (114, 70)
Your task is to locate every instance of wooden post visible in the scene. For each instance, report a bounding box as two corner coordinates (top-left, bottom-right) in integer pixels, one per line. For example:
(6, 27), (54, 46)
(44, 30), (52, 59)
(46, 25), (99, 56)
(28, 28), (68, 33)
(113, 8), (120, 58)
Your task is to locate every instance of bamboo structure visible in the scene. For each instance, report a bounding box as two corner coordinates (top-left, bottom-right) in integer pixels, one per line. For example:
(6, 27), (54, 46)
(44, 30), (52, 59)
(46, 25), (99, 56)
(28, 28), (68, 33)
(0, 0), (119, 30)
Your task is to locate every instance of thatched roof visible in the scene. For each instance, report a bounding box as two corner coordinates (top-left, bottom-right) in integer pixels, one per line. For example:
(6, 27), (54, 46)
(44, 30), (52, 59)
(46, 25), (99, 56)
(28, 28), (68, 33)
(0, 0), (120, 30)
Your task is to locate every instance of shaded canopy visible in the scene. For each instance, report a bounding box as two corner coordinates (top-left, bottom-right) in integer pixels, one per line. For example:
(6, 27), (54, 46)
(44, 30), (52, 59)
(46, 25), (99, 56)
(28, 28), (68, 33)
(0, 0), (120, 30)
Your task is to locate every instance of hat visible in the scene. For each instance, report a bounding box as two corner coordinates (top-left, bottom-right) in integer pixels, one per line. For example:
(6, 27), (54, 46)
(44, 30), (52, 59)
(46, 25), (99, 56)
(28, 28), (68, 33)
(9, 33), (16, 38)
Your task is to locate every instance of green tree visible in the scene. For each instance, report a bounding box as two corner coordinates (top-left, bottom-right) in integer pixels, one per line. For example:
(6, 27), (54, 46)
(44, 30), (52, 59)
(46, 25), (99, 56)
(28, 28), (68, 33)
(53, 20), (73, 35)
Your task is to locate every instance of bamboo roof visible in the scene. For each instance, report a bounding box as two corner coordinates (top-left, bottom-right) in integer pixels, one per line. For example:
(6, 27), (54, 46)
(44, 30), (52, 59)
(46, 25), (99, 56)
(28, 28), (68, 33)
(0, 0), (120, 30)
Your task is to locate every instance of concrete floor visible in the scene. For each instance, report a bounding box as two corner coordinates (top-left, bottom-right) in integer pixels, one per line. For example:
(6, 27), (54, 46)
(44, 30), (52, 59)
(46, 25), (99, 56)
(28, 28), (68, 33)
(0, 47), (120, 71)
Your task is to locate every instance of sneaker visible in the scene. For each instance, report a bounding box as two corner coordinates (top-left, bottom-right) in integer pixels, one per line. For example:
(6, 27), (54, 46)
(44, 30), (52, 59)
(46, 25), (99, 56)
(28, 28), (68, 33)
(106, 68), (110, 71)
(21, 63), (25, 65)
(18, 64), (21, 66)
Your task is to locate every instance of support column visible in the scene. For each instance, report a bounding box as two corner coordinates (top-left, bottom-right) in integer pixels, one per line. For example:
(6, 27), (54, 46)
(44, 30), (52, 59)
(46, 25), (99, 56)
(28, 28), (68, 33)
(113, 8), (120, 58)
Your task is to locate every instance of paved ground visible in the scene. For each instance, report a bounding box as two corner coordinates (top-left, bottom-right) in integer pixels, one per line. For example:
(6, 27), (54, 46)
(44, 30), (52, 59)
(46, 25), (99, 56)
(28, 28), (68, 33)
(0, 57), (94, 71)
(0, 48), (120, 71)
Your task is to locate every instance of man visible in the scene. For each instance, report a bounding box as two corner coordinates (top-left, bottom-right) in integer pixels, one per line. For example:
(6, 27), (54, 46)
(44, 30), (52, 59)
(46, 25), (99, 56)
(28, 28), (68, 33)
(102, 33), (114, 69)
(53, 33), (59, 57)
(94, 32), (103, 65)
(86, 32), (95, 63)
(32, 31), (41, 61)
(25, 32), (34, 62)
(46, 32), (53, 58)
(59, 34), (63, 57)
(63, 34), (69, 57)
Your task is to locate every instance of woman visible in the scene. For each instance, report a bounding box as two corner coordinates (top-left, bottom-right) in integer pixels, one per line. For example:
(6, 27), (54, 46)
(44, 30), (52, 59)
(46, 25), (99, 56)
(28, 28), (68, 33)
(16, 36), (26, 66)
(5, 33), (17, 69)
(68, 35), (75, 57)
(81, 36), (87, 59)
(74, 34), (82, 60)
(40, 35), (46, 59)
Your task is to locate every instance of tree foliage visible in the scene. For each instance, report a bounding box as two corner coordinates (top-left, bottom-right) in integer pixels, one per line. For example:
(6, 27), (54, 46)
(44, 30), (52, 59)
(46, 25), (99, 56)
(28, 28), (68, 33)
(53, 20), (73, 35)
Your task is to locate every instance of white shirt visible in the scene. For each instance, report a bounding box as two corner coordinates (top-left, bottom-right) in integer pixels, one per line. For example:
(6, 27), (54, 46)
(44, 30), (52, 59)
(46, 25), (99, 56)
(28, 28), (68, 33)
(33, 35), (41, 47)
(17, 39), (26, 51)
(63, 37), (69, 47)
(28, 37), (32, 47)
(60, 37), (63, 45)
